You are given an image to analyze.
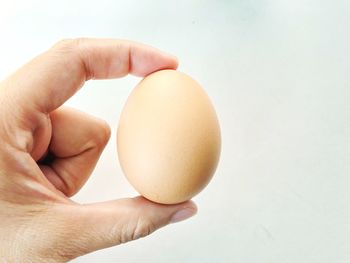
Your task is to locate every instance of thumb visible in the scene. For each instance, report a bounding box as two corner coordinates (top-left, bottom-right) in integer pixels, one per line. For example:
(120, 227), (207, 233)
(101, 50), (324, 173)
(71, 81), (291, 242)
(47, 197), (197, 261)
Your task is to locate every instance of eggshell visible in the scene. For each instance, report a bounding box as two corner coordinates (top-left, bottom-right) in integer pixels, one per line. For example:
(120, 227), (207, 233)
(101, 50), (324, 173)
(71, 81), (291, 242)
(117, 70), (221, 204)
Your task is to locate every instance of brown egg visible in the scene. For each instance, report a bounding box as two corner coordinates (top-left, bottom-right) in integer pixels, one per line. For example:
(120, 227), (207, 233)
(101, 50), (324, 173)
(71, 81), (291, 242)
(117, 70), (221, 204)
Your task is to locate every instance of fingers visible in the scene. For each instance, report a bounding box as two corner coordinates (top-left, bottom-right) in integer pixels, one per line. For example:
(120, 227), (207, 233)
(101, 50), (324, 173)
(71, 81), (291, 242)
(38, 107), (110, 196)
(3, 38), (178, 113)
(46, 197), (197, 261)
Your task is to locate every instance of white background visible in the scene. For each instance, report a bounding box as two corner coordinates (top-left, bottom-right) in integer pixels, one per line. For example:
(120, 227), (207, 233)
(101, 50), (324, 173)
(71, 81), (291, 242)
(1, 1), (350, 262)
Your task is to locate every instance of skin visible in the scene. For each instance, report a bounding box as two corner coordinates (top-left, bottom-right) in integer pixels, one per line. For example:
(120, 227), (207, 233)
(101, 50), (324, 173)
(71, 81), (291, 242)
(0, 38), (197, 262)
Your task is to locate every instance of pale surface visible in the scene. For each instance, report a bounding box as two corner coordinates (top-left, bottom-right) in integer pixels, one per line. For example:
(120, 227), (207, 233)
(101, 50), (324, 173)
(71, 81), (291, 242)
(0, 1), (350, 262)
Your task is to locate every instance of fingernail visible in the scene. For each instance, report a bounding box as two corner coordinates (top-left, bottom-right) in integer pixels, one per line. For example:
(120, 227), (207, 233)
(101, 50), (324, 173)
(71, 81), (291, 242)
(171, 207), (197, 223)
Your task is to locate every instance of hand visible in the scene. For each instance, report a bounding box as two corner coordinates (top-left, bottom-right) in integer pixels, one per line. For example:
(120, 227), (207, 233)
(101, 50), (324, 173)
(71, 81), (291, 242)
(0, 38), (197, 262)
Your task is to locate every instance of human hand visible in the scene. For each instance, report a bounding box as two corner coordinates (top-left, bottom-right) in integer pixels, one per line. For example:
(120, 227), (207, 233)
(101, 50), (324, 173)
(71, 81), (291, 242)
(0, 38), (197, 262)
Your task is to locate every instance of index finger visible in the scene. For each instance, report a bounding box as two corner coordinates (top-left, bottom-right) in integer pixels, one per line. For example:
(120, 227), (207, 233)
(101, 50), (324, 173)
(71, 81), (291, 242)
(2, 38), (178, 113)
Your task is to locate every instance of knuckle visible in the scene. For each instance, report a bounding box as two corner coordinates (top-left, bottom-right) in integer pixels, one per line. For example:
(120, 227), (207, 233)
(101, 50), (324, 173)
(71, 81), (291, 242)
(52, 38), (93, 79)
(83, 119), (111, 151)
(132, 217), (156, 241)
(52, 38), (88, 52)
(119, 217), (156, 244)
(63, 183), (75, 197)
(95, 120), (111, 149)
